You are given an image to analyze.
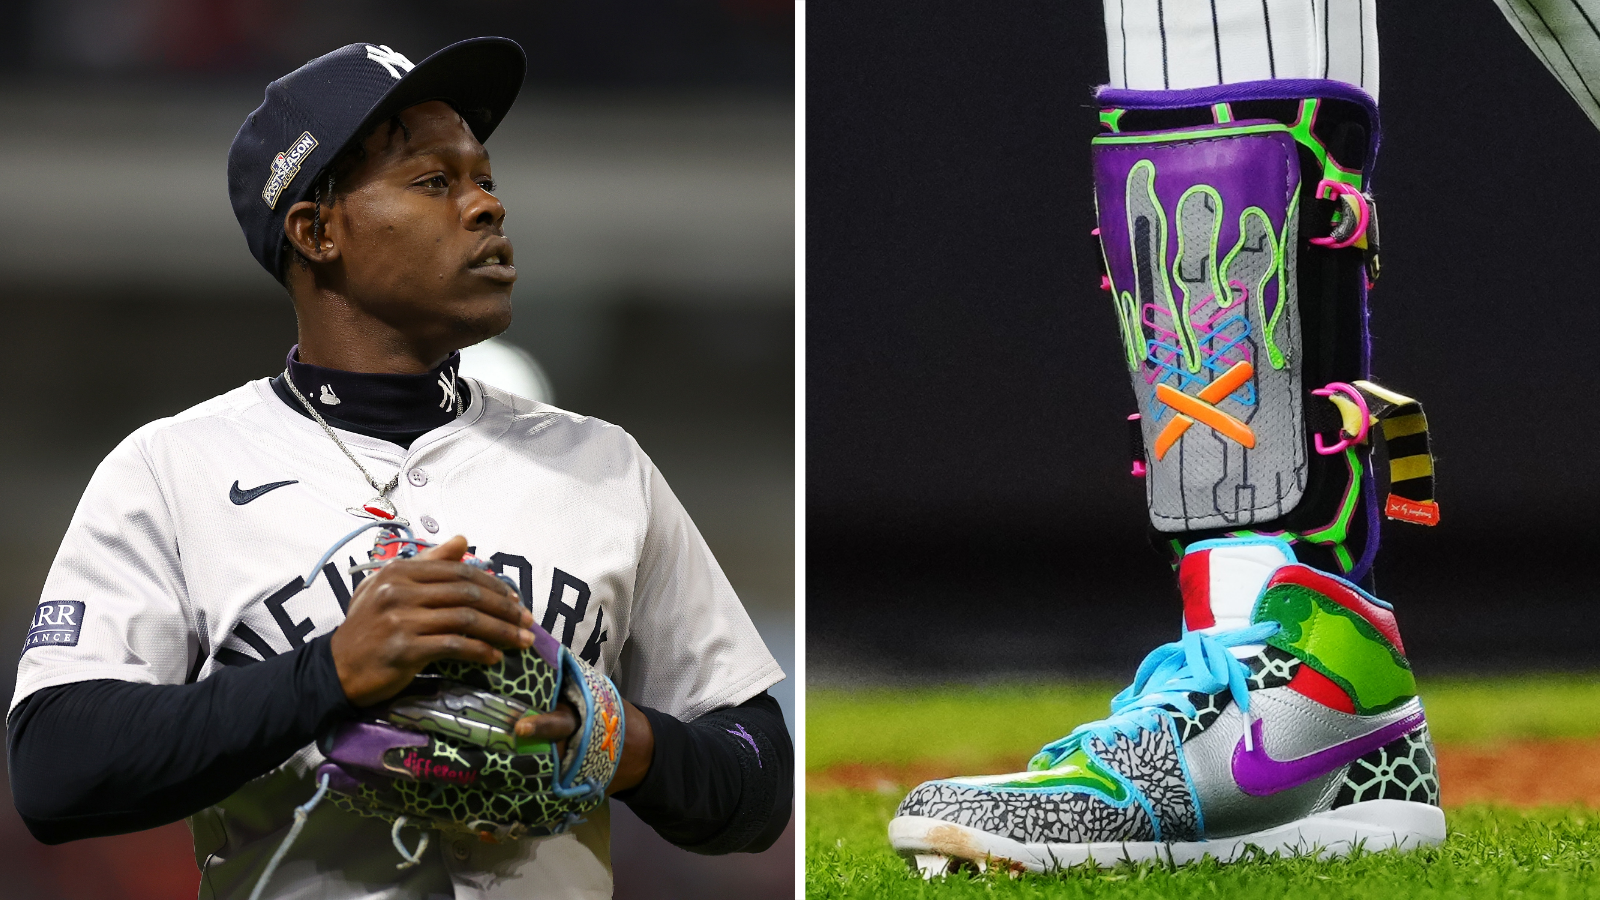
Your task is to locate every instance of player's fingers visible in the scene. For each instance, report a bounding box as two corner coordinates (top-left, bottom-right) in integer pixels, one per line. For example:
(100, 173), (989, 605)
(399, 574), (529, 627)
(513, 703), (578, 742)
(416, 534), (469, 562)
(412, 605), (534, 650)
(392, 559), (525, 605)
(376, 559), (526, 622)
(406, 633), (504, 667)
(397, 577), (508, 609)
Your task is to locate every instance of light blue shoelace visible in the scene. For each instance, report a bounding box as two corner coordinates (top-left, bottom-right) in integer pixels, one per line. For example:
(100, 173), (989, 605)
(1029, 622), (1282, 770)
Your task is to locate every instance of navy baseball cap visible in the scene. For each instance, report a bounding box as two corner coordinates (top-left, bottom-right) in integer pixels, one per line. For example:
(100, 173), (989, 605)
(227, 37), (526, 281)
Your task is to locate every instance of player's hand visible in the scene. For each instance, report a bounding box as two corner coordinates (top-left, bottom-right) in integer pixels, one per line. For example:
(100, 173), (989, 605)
(331, 534), (535, 708)
(513, 698), (656, 794)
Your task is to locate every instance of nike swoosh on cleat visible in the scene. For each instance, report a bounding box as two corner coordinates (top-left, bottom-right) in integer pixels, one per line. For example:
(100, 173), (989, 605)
(1231, 709), (1426, 797)
(230, 480), (299, 505)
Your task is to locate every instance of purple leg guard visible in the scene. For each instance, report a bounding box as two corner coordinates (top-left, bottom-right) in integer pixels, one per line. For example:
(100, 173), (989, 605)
(1092, 80), (1387, 579)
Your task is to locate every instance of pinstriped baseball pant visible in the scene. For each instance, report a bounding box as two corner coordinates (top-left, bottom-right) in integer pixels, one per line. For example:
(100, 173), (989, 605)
(1104, 0), (1600, 132)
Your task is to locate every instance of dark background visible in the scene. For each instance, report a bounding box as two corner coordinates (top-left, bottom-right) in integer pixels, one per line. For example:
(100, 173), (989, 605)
(0, 2), (792, 898)
(807, 1), (1600, 682)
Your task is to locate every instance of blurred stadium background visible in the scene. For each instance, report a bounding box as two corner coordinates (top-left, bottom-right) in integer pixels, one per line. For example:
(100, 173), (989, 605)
(808, 2), (1599, 684)
(0, 1), (793, 897)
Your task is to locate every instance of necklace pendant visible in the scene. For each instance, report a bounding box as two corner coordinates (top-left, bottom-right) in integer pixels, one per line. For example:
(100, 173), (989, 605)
(363, 496), (398, 519)
(348, 496), (407, 526)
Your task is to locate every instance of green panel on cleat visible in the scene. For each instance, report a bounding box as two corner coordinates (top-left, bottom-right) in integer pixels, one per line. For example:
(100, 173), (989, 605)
(943, 746), (1131, 801)
(1258, 584), (1416, 714)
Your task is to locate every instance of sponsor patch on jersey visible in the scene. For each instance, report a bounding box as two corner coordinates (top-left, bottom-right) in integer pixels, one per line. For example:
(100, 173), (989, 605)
(262, 131), (318, 210)
(23, 600), (85, 652)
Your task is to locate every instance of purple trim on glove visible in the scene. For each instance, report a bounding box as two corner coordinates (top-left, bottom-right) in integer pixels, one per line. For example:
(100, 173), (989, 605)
(317, 761), (383, 794)
(323, 720), (427, 772)
(530, 626), (562, 672)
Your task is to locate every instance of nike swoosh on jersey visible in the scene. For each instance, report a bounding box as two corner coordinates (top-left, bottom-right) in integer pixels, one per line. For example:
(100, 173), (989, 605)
(229, 479), (299, 505)
(1230, 709), (1426, 797)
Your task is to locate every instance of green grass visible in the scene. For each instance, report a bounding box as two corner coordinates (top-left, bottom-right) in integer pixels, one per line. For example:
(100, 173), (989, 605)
(807, 791), (1600, 899)
(807, 674), (1600, 772)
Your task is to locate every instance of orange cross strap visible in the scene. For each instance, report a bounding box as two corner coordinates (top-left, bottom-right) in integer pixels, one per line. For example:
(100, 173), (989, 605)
(1151, 361), (1257, 459)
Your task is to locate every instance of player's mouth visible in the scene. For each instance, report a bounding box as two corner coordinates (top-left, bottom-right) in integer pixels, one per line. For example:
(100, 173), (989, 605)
(468, 239), (516, 283)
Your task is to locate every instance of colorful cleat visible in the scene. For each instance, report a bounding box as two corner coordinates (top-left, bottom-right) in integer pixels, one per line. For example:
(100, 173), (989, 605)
(889, 536), (1442, 875)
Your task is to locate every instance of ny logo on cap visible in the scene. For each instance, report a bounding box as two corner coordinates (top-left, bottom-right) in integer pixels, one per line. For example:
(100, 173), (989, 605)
(366, 44), (415, 80)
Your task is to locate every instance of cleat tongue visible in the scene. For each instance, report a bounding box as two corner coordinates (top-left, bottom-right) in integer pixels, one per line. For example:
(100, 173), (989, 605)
(1179, 538), (1295, 636)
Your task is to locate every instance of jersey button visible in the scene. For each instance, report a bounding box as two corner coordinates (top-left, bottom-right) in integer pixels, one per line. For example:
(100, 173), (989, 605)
(407, 468), (429, 487)
(420, 515), (440, 533)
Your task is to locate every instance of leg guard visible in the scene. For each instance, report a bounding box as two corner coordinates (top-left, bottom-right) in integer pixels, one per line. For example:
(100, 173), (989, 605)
(1091, 80), (1433, 580)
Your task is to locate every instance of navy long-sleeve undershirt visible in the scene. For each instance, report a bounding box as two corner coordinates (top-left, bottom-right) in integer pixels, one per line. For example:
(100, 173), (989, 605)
(6, 637), (792, 852)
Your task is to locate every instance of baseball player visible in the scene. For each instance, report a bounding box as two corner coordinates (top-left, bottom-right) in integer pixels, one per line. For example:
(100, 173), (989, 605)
(7, 38), (791, 899)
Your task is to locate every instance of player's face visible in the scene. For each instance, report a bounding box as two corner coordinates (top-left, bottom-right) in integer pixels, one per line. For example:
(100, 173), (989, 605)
(327, 100), (514, 353)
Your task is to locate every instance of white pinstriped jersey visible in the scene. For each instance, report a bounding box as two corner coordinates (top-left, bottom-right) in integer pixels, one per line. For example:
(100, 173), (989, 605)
(11, 378), (784, 899)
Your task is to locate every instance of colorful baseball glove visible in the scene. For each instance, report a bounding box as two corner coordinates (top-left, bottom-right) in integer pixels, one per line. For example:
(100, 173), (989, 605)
(313, 527), (625, 853)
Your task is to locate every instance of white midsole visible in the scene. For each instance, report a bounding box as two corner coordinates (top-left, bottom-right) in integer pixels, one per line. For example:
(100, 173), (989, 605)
(889, 800), (1446, 874)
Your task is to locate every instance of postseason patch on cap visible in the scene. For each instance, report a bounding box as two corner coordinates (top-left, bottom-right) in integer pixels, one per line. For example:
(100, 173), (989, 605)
(24, 600), (85, 653)
(262, 131), (319, 210)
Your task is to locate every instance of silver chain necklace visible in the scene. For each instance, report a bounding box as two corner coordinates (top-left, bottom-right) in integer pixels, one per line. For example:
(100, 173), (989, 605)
(283, 367), (407, 523)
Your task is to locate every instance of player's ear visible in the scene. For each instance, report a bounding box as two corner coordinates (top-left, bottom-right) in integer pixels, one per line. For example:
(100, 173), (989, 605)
(282, 200), (341, 265)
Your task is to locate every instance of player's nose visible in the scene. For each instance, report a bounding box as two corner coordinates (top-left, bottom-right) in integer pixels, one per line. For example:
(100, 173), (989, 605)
(465, 185), (506, 231)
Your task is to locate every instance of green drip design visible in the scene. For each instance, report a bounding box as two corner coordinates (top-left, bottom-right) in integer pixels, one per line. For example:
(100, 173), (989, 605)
(1213, 200), (1291, 371)
(1097, 122), (1300, 378)
(1113, 284), (1142, 369)
(1217, 206), (1265, 313)
(1124, 159), (1189, 370)
(1100, 108), (1126, 133)
(1262, 190), (1299, 369)
(1173, 184), (1226, 366)
(1257, 583), (1415, 714)
(1096, 188), (1144, 370)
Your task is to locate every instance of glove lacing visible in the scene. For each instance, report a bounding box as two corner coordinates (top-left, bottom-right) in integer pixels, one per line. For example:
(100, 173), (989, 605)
(247, 773), (331, 900)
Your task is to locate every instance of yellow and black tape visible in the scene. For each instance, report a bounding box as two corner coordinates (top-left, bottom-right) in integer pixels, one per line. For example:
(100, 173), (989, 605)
(1352, 380), (1438, 525)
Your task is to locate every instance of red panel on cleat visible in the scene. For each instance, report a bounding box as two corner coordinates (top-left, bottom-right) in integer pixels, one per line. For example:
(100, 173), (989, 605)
(1179, 550), (1214, 631)
(1286, 663), (1357, 713)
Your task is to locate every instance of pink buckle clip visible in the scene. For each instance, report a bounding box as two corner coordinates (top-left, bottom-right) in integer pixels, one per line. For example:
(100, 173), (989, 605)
(1309, 180), (1370, 250)
(1311, 382), (1370, 455)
